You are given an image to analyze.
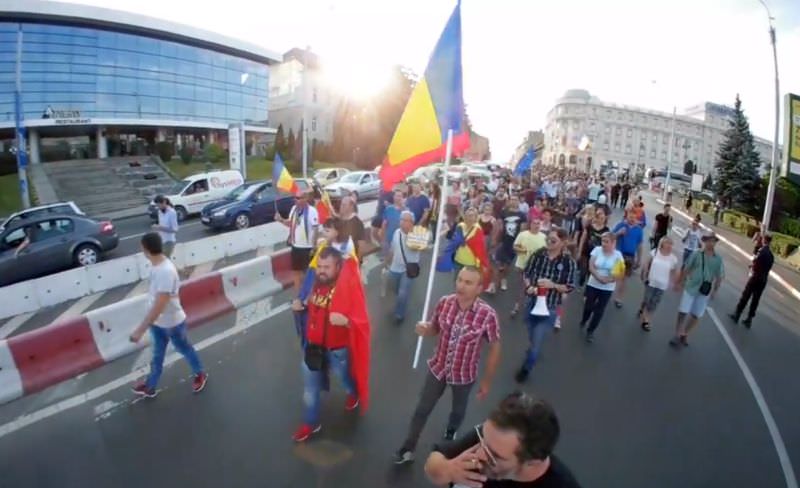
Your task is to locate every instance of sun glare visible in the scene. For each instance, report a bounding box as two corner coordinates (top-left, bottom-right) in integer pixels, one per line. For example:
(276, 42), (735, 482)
(322, 61), (391, 101)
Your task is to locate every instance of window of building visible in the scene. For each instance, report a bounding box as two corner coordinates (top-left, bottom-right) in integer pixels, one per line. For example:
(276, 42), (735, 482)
(615, 127), (621, 136)
(614, 143), (620, 152)
(650, 149), (656, 157)
(603, 141), (609, 150)
(311, 117), (317, 132)
(627, 128), (632, 138)
(639, 146), (646, 156)
(605, 126), (611, 134)
(661, 150), (667, 160)
(625, 144), (632, 154)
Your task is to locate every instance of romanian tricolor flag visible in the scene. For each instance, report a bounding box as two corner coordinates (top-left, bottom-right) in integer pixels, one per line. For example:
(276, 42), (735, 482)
(378, 1), (470, 191)
(435, 223), (491, 288)
(316, 189), (334, 224)
(272, 153), (298, 194)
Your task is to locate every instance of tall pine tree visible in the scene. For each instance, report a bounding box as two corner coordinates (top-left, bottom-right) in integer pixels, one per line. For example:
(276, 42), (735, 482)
(286, 128), (296, 161)
(274, 124), (286, 156)
(713, 95), (761, 213)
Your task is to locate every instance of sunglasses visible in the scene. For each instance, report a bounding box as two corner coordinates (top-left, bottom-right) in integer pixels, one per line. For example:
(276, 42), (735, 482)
(474, 425), (498, 468)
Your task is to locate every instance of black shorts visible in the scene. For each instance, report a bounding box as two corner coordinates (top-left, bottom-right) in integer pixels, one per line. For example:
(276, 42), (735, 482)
(291, 246), (313, 271)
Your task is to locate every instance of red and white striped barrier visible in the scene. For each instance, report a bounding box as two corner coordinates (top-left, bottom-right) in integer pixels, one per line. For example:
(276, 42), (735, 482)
(0, 247), (296, 405)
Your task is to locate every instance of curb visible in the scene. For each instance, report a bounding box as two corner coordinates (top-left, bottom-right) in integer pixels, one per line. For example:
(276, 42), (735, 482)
(657, 198), (800, 302)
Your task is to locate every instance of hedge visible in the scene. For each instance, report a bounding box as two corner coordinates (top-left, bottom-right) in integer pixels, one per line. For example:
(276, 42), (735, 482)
(778, 218), (800, 240)
(769, 232), (800, 258)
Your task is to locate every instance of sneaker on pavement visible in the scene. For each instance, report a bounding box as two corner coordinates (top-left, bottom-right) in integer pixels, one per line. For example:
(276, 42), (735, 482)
(554, 317), (562, 330)
(742, 318), (753, 329)
(728, 313), (740, 323)
(668, 337), (681, 348)
(486, 283), (496, 294)
(679, 335), (689, 346)
(443, 428), (457, 441)
(585, 333), (595, 343)
(345, 394), (359, 411)
(393, 448), (415, 465)
(192, 372), (208, 393)
(293, 423), (321, 442)
(132, 381), (157, 398)
(500, 279), (508, 291)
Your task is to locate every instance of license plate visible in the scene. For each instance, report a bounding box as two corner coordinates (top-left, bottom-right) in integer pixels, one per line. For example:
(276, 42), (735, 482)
(201, 217), (210, 223)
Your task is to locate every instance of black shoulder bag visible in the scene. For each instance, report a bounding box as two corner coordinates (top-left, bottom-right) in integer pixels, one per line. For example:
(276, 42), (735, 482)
(698, 253), (713, 296)
(399, 232), (420, 278)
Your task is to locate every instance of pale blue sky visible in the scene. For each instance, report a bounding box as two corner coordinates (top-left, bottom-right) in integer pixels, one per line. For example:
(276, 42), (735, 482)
(72, 0), (799, 160)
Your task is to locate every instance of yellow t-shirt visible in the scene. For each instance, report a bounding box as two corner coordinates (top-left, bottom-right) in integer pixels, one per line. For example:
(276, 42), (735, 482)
(513, 230), (546, 269)
(454, 224), (479, 266)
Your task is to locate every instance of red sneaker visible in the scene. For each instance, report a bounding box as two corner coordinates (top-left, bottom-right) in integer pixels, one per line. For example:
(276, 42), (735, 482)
(345, 394), (359, 411)
(292, 423), (321, 442)
(192, 372), (208, 393)
(131, 381), (157, 398)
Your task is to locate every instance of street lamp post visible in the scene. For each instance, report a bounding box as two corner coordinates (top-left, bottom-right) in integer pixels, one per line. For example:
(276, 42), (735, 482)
(663, 106), (677, 201)
(14, 24), (31, 209)
(758, 0), (780, 231)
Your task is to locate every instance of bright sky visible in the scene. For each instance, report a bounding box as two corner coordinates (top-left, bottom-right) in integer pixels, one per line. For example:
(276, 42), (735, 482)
(72, 0), (799, 161)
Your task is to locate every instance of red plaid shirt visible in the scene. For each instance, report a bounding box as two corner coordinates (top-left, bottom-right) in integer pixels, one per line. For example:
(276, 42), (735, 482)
(427, 295), (500, 385)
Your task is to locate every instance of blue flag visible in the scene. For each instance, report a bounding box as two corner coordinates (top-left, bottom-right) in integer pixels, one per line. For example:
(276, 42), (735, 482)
(513, 147), (536, 177)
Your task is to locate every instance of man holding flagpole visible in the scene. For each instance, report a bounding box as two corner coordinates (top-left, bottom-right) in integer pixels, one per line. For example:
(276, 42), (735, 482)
(274, 154), (319, 292)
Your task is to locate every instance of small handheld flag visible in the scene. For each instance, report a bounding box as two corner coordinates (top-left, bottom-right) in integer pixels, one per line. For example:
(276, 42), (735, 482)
(272, 153), (299, 194)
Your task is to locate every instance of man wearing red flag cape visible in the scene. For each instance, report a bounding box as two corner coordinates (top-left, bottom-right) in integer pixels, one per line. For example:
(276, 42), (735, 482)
(291, 246), (371, 442)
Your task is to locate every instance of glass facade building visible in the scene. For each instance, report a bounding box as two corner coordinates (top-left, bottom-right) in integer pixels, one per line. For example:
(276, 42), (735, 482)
(0, 22), (270, 125)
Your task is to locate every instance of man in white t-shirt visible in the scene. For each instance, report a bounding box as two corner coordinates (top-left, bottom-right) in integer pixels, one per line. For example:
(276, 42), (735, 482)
(129, 232), (207, 398)
(278, 192), (320, 292)
(384, 211), (421, 324)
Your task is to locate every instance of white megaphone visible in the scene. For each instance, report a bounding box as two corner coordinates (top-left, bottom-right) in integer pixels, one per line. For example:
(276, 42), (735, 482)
(530, 287), (551, 317)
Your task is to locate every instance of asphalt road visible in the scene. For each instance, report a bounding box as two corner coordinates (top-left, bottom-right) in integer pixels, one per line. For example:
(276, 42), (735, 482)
(0, 199), (798, 488)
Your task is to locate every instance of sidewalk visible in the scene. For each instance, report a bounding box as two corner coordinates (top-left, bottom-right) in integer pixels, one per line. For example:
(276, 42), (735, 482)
(649, 193), (800, 299)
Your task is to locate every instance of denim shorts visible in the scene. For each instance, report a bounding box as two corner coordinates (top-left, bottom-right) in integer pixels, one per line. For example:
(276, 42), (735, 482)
(642, 285), (665, 312)
(678, 290), (710, 318)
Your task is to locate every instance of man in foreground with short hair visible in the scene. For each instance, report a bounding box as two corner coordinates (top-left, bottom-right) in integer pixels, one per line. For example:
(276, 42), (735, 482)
(394, 266), (501, 465)
(129, 232), (207, 398)
(424, 392), (582, 487)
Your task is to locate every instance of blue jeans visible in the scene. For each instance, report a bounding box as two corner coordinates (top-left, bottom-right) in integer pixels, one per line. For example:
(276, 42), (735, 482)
(302, 347), (356, 426)
(389, 270), (414, 319)
(523, 308), (558, 371)
(145, 322), (203, 389)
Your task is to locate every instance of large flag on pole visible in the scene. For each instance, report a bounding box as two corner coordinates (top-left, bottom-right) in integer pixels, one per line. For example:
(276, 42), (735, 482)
(378, 1), (469, 191)
(513, 147), (536, 177)
(272, 153), (299, 194)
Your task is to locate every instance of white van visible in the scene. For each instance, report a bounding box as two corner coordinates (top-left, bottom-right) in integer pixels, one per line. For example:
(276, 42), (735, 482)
(149, 170), (244, 221)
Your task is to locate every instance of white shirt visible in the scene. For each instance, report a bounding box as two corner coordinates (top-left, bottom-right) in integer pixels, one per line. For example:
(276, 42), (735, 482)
(389, 229), (420, 274)
(148, 259), (186, 328)
(684, 228), (702, 252)
(648, 249), (678, 290)
(288, 205), (319, 248)
(157, 207), (179, 243)
(587, 247), (624, 291)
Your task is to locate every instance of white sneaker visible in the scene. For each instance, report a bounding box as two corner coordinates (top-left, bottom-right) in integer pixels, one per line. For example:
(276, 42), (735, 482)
(500, 279), (508, 291)
(554, 316), (562, 329)
(486, 283), (496, 294)
(380, 268), (388, 297)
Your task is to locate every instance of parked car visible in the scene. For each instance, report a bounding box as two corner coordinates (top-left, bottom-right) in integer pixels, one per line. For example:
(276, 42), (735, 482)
(200, 181), (298, 231)
(1, 201), (84, 232)
(0, 215), (119, 287)
(313, 167), (350, 185)
(148, 170), (244, 222)
(324, 171), (380, 201)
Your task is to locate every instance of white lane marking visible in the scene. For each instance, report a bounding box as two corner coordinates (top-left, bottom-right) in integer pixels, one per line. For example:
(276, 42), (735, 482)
(119, 221), (202, 241)
(54, 293), (104, 322)
(0, 313), (34, 339)
(657, 198), (800, 303)
(188, 262), (215, 279)
(707, 307), (798, 488)
(0, 302), (291, 440)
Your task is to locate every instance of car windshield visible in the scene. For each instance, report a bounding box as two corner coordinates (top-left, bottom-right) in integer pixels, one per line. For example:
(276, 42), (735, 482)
(168, 180), (190, 195)
(225, 184), (251, 200)
(340, 173), (363, 183)
(237, 184), (266, 200)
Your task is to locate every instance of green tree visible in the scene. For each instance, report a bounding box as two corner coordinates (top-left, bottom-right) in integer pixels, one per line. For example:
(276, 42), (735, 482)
(713, 95), (761, 213)
(274, 124), (286, 155)
(293, 120), (305, 162)
(286, 128), (296, 161)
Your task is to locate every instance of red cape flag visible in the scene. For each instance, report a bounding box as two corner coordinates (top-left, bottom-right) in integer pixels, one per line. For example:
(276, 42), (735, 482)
(329, 257), (371, 412)
(464, 224), (492, 289)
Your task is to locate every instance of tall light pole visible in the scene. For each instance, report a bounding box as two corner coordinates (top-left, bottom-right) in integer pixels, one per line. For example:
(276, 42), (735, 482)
(14, 24), (31, 209)
(663, 106), (677, 201)
(758, 0), (780, 231)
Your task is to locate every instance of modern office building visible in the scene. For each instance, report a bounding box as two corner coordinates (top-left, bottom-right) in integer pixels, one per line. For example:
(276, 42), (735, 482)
(0, 0), (281, 164)
(542, 89), (776, 177)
